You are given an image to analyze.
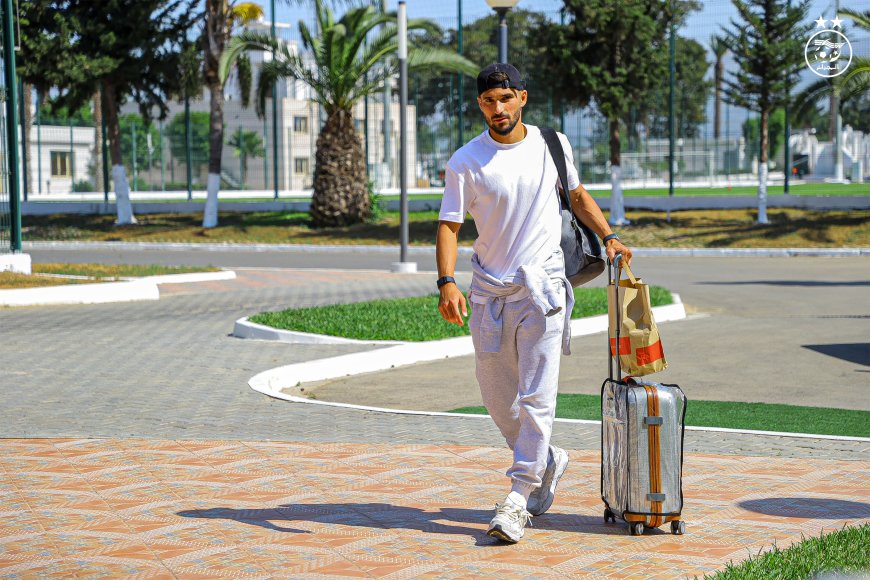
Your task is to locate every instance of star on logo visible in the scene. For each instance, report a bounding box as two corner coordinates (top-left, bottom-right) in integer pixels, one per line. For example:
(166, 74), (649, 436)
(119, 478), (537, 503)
(831, 16), (843, 28)
(815, 15), (827, 28)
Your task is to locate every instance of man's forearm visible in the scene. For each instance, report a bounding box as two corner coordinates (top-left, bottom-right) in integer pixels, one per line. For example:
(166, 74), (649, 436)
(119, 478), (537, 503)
(569, 185), (613, 241)
(436, 221), (461, 278)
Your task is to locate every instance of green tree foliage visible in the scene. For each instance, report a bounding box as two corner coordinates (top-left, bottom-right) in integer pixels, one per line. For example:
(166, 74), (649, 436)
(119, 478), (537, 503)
(227, 129), (265, 172)
(413, 10), (555, 131)
(118, 114), (162, 172)
(165, 112), (211, 175)
(647, 36), (712, 139)
(36, 103), (93, 127)
(721, 0), (811, 223)
(221, 0), (477, 227)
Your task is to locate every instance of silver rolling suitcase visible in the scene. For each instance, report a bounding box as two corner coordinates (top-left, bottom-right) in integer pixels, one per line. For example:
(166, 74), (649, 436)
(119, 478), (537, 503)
(601, 256), (687, 536)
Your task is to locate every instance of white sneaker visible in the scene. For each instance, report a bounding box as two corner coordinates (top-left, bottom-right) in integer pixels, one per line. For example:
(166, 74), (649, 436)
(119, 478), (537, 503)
(486, 500), (532, 543)
(526, 445), (569, 516)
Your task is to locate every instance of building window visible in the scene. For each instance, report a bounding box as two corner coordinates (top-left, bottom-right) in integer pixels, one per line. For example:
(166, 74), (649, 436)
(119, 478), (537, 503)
(355, 119), (364, 134)
(293, 116), (308, 133)
(51, 151), (72, 178)
(294, 157), (309, 175)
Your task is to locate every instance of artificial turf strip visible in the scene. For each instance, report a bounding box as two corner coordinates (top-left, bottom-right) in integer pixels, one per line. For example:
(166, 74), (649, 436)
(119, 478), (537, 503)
(450, 394), (870, 438)
(248, 286), (673, 342)
(705, 524), (870, 579)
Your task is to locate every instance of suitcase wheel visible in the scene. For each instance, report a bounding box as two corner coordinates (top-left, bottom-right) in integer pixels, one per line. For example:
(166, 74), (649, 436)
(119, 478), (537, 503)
(629, 522), (645, 536)
(671, 520), (686, 535)
(603, 508), (616, 524)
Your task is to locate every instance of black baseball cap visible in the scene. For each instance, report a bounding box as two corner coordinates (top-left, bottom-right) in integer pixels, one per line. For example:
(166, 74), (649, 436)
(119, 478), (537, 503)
(476, 63), (526, 96)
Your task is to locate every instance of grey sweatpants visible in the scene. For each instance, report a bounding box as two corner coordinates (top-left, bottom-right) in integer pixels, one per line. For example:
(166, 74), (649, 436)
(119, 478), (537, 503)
(469, 289), (566, 494)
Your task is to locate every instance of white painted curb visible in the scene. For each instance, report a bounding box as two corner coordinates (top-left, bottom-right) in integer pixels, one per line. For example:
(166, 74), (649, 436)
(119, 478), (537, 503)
(0, 280), (159, 307)
(0, 270), (235, 307)
(139, 270), (236, 285)
(233, 317), (404, 345)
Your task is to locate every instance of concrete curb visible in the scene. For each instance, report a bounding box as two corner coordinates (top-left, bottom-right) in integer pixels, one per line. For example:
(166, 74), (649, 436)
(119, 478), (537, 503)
(0, 270), (236, 307)
(25, 240), (870, 258)
(233, 317), (404, 345)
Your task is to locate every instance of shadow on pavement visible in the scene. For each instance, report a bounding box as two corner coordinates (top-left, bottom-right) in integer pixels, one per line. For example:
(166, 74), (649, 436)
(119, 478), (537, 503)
(803, 343), (870, 367)
(177, 503), (624, 543)
(738, 498), (870, 519)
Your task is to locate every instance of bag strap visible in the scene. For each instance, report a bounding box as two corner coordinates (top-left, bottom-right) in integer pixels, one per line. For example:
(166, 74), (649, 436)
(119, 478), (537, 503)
(620, 261), (639, 286)
(540, 127), (573, 213)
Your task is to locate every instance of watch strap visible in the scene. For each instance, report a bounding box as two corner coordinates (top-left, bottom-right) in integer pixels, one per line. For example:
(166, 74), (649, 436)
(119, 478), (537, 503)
(437, 276), (456, 289)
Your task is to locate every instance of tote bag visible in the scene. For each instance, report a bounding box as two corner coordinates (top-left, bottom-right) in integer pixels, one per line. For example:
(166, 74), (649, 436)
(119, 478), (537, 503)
(607, 262), (668, 376)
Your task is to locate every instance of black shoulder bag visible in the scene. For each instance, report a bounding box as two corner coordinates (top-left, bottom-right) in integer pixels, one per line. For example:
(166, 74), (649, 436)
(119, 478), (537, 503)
(541, 127), (605, 286)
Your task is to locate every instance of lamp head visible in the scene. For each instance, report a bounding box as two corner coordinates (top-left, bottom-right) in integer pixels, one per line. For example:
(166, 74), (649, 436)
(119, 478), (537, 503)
(485, 0), (520, 9)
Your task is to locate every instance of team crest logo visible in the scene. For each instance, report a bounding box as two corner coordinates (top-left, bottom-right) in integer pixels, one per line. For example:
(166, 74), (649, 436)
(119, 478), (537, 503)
(805, 15), (852, 78)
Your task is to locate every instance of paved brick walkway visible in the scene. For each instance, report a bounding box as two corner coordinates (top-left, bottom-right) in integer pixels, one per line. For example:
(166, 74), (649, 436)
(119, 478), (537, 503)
(1, 438), (867, 578)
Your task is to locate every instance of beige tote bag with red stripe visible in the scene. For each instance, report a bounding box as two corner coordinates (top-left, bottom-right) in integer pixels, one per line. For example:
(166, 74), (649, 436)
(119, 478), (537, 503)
(607, 262), (668, 376)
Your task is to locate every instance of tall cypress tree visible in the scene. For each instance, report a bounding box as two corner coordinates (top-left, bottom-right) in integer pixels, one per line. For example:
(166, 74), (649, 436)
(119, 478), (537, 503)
(720, 0), (811, 224)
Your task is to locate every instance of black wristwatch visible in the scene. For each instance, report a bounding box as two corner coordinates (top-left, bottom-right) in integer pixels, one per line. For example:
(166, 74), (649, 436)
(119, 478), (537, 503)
(436, 276), (456, 289)
(603, 233), (620, 245)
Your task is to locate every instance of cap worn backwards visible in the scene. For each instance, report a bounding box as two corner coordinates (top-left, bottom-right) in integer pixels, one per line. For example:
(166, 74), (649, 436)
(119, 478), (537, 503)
(476, 63), (526, 96)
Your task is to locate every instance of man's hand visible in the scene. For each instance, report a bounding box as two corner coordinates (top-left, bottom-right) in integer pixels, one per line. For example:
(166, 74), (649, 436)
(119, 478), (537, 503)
(605, 239), (633, 266)
(438, 283), (468, 326)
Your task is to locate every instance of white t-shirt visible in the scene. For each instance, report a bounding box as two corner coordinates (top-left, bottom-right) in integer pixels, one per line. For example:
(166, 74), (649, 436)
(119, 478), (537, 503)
(439, 124), (580, 282)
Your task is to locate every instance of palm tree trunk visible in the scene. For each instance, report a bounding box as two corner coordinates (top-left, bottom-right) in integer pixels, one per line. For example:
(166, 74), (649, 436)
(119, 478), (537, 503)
(203, 81), (224, 228)
(608, 117), (628, 226)
(757, 108), (769, 224)
(93, 91), (103, 192)
(310, 108), (369, 227)
(103, 82), (136, 224)
(202, 0), (228, 229)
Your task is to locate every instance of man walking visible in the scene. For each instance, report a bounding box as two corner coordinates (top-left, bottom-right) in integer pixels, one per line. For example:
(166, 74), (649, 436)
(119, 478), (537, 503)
(436, 63), (632, 543)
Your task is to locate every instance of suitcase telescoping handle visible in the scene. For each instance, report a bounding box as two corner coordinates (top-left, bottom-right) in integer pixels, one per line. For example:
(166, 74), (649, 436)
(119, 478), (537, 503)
(608, 253), (623, 382)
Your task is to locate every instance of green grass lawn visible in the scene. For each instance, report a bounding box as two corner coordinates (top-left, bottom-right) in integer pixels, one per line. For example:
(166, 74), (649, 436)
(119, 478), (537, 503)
(248, 286), (672, 342)
(705, 524), (869, 579)
(21, 207), (870, 248)
(450, 393), (870, 438)
(0, 263), (219, 289)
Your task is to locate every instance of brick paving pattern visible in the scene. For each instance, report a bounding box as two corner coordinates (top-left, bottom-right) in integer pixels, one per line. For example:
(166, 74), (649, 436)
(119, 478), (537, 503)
(1, 439), (867, 578)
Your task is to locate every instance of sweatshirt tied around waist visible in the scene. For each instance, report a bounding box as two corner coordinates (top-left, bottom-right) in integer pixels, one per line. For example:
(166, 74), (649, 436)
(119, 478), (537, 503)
(469, 251), (575, 355)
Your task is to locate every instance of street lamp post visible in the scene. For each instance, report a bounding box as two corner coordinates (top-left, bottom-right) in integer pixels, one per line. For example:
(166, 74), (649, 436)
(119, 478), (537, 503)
(390, 0), (417, 274)
(485, 0), (519, 63)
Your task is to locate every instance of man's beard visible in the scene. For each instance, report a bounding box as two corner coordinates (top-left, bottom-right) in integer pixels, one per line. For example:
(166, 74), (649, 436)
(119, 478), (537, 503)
(487, 110), (520, 136)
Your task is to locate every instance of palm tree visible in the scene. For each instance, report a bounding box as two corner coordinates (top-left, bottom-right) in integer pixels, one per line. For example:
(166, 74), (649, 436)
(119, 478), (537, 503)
(202, 1), (264, 228)
(227, 129), (265, 187)
(220, 0), (477, 227)
(793, 8), (870, 122)
(710, 34), (728, 140)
